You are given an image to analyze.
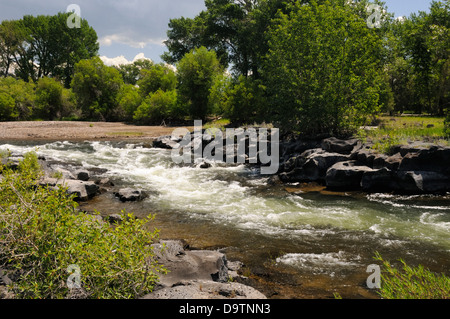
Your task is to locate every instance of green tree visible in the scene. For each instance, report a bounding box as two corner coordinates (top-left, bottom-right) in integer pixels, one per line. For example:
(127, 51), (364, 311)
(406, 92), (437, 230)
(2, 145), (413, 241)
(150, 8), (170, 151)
(116, 58), (154, 85)
(223, 75), (267, 124)
(137, 63), (177, 97)
(263, 0), (386, 136)
(33, 77), (76, 120)
(176, 46), (222, 121)
(117, 84), (142, 121)
(133, 89), (177, 124)
(0, 77), (35, 121)
(71, 57), (124, 121)
(1, 13), (98, 87)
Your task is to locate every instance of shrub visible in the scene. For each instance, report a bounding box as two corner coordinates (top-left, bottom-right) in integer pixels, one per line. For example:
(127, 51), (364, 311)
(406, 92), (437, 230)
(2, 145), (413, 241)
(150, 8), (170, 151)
(134, 89), (177, 124)
(374, 252), (450, 299)
(0, 152), (166, 299)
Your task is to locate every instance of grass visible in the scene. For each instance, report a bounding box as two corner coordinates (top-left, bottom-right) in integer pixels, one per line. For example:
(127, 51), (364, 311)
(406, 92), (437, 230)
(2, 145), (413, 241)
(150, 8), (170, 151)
(374, 253), (450, 299)
(357, 115), (450, 154)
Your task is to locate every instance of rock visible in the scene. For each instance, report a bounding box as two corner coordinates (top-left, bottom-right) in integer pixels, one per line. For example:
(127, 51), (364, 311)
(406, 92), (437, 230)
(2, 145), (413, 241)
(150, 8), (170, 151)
(321, 137), (360, 155)
(142, 240), (266, 300)
(325, 161), (375, 190)
(142, 280), (266, 299)
(74, 169), (90, 181)
(153, 241), (229, 287)
(353, 148), (378, 167)
(39, 178), (99, 201)
(398, 147), (450, 175)
(361, 168), (398, 193)
(1, 157), (21, 170)
(279, 149), (349, 183)
(395, 171), (450, 194)
(114, 188), (147, 202)
(153, 135), (181, 149)
(52, 167), (75, 180)
(198, 162), (212, 169)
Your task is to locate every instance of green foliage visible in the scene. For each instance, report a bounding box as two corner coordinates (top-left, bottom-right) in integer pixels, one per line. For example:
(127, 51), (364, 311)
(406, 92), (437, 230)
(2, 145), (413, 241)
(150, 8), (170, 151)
(116, 58), (154, 85)
(71, 57), (124, 121)
(137, 63), (177, 97)
(0, 152), (166, 299)
(34, 77), (75, 120)
(0, 13), (98, 87)
(117, 84), (142, 121)
(176, 46), (222, 121)
(358, 116), (449, 153)
(264, 0), (386, 136)
(444, 109), (450, 137)
(374, 252), (450, 299)
(223, 75), (267, 124)
(0, 77), (35, 120)
(134, 89), (178, 124)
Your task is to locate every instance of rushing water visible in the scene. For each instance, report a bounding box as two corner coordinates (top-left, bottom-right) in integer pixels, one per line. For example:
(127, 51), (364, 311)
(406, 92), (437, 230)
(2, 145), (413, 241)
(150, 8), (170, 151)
(2, 140), (449, 298)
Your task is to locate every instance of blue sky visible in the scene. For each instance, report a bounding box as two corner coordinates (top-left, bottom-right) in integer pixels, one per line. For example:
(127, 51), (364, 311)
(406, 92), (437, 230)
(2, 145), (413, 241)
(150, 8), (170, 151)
(0, 1), (435, 66)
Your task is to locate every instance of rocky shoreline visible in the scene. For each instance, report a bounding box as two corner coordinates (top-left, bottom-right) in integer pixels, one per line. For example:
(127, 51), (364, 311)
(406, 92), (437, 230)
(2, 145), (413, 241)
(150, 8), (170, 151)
(1, 132), (449, 299)
(155, 132), (450, 195)
(0, 150), (267, 300)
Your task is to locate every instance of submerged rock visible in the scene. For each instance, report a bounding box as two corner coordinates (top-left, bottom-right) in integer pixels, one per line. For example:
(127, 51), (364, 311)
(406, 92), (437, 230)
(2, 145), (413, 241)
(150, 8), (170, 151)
(114, 188), (147, 202)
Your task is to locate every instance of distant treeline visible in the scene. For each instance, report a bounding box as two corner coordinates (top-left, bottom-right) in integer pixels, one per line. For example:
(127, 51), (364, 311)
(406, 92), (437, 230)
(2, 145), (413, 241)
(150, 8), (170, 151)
(0, 0), (449, 137)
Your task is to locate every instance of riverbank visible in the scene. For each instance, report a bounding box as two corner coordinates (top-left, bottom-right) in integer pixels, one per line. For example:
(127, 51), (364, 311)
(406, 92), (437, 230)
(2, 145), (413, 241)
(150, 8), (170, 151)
(0, 121), (190, 142)
(1, 122), (449, 299)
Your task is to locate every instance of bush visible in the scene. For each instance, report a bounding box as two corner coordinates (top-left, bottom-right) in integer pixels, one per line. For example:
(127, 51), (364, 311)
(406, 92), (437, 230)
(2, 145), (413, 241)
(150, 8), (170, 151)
(0, 77), (35, 120)
(374, 253), (450, 299)
(134, 89), (177, 125)
(0, 152), (166, 299)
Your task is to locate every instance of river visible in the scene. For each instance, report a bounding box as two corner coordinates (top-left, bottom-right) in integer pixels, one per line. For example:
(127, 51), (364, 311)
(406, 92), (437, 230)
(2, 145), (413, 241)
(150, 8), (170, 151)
(1, 140), (449, 299)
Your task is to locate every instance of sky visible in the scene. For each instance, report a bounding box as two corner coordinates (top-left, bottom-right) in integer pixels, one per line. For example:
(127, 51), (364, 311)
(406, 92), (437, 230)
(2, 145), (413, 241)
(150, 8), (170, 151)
(0, 0), (435, 66)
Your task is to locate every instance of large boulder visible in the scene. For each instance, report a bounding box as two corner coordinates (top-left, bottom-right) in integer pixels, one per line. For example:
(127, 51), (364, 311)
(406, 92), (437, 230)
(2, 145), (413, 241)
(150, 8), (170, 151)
(326, 161), (375, 190)
(321, 137), (360, 155)
(398, 146), (450, 175)
(143, 240), (266, 299)
(361, 168), (398, 193)
(395, 171), (450, 194)
(279, 149), (349, 183)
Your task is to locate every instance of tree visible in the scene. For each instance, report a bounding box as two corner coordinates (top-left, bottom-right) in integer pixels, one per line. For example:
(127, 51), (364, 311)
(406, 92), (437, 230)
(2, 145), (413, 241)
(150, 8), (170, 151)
(176, 47), (222, 121)
(116, 58), (154, 85)
(117, 84), (142, 121)
(223, 75), (267, 124)
(34, 77), (76, 120)
(0, 77), (35, 120)
(137, 63), (177, 97)
(71, 57), (124, 121)
(133, 89), (177, 124)
(1, 13), (98, 87)
(263, 0), (386, 136)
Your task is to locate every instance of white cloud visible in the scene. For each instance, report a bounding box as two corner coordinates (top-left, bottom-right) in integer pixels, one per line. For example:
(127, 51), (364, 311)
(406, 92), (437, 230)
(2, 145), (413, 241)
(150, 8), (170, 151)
(99, 33), (165, 49)
(100, 53), (153, 67)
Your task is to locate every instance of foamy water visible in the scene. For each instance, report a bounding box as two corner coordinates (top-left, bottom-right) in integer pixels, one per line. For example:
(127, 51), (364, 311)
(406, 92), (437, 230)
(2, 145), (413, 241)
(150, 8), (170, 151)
(2, 141), (449, 282)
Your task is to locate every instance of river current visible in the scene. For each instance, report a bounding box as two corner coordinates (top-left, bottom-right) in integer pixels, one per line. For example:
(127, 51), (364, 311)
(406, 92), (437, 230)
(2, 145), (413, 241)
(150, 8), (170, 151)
(2, 140), (449, 298)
